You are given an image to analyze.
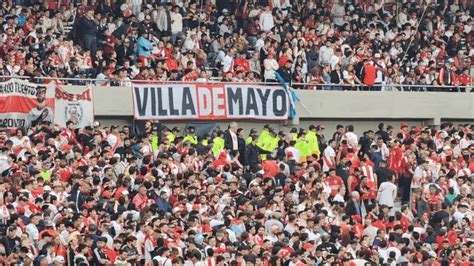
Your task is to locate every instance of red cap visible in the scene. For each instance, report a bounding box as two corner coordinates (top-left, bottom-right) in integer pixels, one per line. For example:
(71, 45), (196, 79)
(17, 206), (25, 215)
(352, 215), (362, 223)
(345, 153), (354, 160)
(102, 191), (112, 199)
(400, 122), (408, 129)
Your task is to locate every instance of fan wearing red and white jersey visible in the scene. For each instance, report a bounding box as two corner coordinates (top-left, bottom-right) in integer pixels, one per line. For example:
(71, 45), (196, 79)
(322, 139), (337, 173)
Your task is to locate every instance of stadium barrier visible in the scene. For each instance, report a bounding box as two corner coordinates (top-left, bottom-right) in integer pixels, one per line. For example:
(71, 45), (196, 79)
(0, 76), (472, 130)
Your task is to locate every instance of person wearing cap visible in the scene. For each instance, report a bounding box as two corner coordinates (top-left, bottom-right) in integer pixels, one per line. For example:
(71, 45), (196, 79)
(258, 129), (279, 161)
(263, 49), (279, 82)
(150, 126), (160, 154)
(306, 125), (321, 159)
(244, 135), (265, 172)
(246, 128), (258, 145)
(277, 59), (293, 83)
(295, 129), (309, 163)
(183, 127), (198, 145)
(166, 127), (180, 144)
(1, 226), (20, 256)
(256, 125), (271, 148)
(211, 131), (225, 158)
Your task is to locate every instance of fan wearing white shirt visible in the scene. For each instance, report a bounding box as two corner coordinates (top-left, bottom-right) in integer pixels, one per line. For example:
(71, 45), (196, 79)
(342, 125), (358, 149)
(453, 204), (472, 226)
(322, 140), (337, 172)
(377, 176), (397, 208)
(25, 214), (41, 244)
(259, 6), (274, 32)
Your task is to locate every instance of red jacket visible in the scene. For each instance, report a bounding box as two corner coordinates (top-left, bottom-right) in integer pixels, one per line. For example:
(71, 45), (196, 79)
(388, 146), (404, 174)
(60, 130), (77, 144)
(363, 63), (376, 86)
(262, 160), (279, 178)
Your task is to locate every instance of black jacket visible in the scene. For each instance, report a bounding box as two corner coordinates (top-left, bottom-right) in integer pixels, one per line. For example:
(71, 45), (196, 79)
(78, 17), (98, 36)
(244, 143), (270, 170)
(238, 137), (246, 163)
(277, 67), (292, 83)
(375, 130), (390, 143)
(0, 236), (20, 256)
(345, 199), (362, 217)
(224, 130), (239, 151)
(244, 143), (259, 170)
(70, 183), (86, 213)
(330, 70), (343, 84)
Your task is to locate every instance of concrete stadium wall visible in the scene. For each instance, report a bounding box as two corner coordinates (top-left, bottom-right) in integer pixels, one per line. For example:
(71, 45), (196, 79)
(62, 85), (473, 134)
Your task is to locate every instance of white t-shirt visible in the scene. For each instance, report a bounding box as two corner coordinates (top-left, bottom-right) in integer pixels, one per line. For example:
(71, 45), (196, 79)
(343, 132), (358, 147)
(322, 146), (336, 172)
(377, 182), (397, 207)
(0, 154), (9, 174)
(453, 210), (472, 225)
(26, 223), (39, 243)
(221, 55), (233, 73)
(383, 247), (401, 263)
(260, 12), (274, 32)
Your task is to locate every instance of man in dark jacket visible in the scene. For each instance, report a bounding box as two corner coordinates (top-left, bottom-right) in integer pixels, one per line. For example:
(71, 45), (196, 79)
(70, 182), (88, 213)
(359, 130), (374, 156)
(375, 123), (390, 143)
(156, 191), (172, 214)
(277, 60), (293, 83)
(243, 135), (272, 172)
(237, 128), (246, 164)
(345, 191), (362, 218)
(0, 226), (20, 256)
(224, 122), (239, 152)
(77, 9), (98, 55)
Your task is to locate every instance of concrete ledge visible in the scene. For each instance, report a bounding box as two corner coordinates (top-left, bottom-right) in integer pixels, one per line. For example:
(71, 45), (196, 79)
(61, 86), (474, 121)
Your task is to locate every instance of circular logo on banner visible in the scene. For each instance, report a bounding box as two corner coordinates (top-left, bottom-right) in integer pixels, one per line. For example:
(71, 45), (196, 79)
(65, 103), (83, 127)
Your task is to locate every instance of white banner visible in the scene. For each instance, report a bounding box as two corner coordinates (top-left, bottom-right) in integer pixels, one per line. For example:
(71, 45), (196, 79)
(54, 86), (94, 128)
(133, 83), (289, 120)
(0, 79), (55, 128)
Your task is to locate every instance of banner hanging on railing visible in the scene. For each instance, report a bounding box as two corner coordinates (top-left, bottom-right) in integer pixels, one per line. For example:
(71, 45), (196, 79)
(0, 79), (55, 128)
(54, 86), (94, 128)
(132, 83), (289, 120)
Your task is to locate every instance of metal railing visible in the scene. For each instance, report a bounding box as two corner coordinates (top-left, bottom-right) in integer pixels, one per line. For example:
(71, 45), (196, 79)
(0, 75), (472, 91)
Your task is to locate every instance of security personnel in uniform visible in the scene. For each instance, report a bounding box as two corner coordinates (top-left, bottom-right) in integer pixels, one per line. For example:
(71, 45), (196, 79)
(183, 127), (198, 145)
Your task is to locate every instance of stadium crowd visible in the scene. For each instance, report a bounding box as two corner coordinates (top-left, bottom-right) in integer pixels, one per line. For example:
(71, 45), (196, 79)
(0, 0), (471, 90)
(0, 120), (472, 265)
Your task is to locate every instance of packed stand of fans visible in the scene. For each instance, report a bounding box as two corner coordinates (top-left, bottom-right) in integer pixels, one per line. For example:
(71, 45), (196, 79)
(0, 120), (472, 265)
(0, 0), (472, 90)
